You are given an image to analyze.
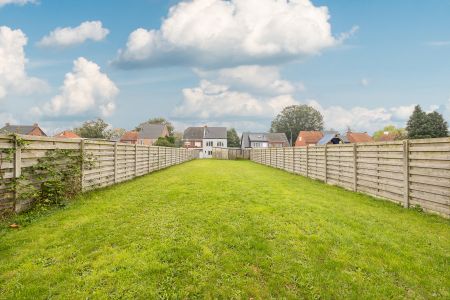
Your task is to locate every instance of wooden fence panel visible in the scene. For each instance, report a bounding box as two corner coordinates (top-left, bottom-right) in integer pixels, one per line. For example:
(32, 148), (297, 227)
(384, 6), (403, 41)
(249, 138), (450, 218)
(0, 135), (195, 215)
(0, 135), (15, 213)
(408, 138), (450, 215)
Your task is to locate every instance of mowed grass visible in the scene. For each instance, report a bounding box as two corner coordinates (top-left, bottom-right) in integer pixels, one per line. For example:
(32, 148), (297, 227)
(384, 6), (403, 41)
(0, 160), (449, 299)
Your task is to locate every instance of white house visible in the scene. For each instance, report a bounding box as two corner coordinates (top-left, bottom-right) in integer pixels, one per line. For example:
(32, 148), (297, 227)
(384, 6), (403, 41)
(183, 126), (227, 158)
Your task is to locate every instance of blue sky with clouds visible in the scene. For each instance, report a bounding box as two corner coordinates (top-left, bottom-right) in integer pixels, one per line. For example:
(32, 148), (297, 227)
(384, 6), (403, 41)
(1, 0), (449, 134)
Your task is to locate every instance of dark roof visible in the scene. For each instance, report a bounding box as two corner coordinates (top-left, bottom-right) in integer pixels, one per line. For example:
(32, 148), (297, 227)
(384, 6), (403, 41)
(183, 127), (227, 140)
(204, 127), (227, 139)
(241, 132), (268, 148)
(183, 127), (204, 140)
(137, 123), (167, 139)
(268, 133), (289, 145)
(0, 124), (46, 136)
(295, 131), (323, 146)
(241, 132), (289, 147)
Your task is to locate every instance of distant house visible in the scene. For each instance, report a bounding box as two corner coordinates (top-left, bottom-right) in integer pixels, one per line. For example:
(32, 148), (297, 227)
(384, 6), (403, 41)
(295, 131), (323, 147)
(54, 130), (80, 139)
(183, 126), (227, 158)
(241, 132), (289, 148)
(345, 132), (373, 143)
(375, 132), (398, 142)
(120, 124), (169, 145)
(0, 123), (46, 136)
(317, 131), (344, 145)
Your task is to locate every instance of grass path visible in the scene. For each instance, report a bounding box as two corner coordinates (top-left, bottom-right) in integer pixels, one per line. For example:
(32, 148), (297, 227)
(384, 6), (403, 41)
(0, 160), (449, 299)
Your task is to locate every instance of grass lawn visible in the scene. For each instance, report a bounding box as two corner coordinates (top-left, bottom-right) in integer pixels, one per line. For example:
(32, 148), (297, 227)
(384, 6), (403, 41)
(0, 160), (449, 299)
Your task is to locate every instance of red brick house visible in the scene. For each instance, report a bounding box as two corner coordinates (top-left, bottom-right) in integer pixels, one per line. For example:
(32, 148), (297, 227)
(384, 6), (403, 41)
(0, 123), (47, 136)
(295, 131), (323, 147)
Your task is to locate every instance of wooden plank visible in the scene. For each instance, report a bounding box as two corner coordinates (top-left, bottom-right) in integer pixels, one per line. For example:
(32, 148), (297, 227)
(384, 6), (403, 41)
(403, 140), (410, 208)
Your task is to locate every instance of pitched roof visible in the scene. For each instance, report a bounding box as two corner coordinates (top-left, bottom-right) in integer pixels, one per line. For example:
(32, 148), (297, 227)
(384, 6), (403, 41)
(54, 130), (80, 139)
(183, 127), (204, 139)
(137, 123), (168, 139)
(317, 131), (342, 145)
(295, 131), (323, 146)
(204, 127), (227, 139)
(376, 132), (397, 142)
(0, 124), (47, 136)
(183, 127), (227, 140)
(346, 132), (373, 143)
(120, 131), (139, 141)
(268, 133), (289, 145)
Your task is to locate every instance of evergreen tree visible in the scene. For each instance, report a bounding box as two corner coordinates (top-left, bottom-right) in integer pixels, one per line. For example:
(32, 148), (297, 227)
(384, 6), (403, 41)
(426, 111), (448, 138)
(227, 128), (240, 147)
(406, 105), (448, 139)
(406, 105), (429, 139)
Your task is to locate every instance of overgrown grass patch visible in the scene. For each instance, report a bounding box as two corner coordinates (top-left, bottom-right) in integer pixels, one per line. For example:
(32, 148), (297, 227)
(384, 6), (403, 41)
(1, 160), (449, 299)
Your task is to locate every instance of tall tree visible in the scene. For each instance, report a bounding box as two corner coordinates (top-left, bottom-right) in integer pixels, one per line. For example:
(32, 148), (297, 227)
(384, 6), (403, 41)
(373, 125), (407, 141)
(406, 105), (428, 139)
(426, 111), (448, 138)
(74, 119), (111, 139)
(270, 105), (324, 145)
(137, 117), (174, 136)
(227, 128), (240, 147)
(407, 105), (448, 139)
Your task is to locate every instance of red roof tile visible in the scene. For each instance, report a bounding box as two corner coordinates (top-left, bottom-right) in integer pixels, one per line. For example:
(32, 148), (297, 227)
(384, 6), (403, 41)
(120, 131), (139, 142)
(346, 132), (373, 143)
(54, 130), (80, 139)
(295, 131), (323, 146)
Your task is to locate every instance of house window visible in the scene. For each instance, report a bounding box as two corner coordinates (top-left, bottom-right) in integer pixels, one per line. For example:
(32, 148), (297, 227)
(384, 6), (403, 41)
(217, 141), (223, 147)
(195, 141), (201, 147)
(206, 141), (213, 147)
(208, 151), (212, 155)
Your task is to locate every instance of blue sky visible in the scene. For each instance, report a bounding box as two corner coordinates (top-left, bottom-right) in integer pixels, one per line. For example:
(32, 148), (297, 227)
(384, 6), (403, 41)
(0, 0), (449, 134)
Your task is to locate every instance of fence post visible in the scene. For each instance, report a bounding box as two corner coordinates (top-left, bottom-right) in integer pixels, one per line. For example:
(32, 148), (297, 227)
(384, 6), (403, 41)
(135, 144), (138, 177)
(80, 139), (85, 191)
(306, 145), (309, 177)
(148, 146), (151, 173)
(114, 142), (118, 184)
(13, 135), (22, 211)
(353, 143), (357, 192)
(324, 144), (328, 183)
(403, 140), (410, 208)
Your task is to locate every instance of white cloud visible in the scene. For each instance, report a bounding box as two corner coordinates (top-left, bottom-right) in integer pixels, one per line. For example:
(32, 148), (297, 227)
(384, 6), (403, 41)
(32, 57), (119, 118)
(38, 21), (109, 48)
(174, 79), (299, 119)
(115, 0), (353, 68)
(195, 65), (301, 95)
(0, 112), (17, 125)
(0, 0), (36, 7)
(308, 101), (416, 133)
(0, 26), (48, 100)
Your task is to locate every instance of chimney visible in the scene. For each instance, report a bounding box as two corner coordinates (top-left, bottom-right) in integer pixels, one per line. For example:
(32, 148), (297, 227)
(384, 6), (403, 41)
(5, 122), (10, 126)
(33, 123), (38, 127)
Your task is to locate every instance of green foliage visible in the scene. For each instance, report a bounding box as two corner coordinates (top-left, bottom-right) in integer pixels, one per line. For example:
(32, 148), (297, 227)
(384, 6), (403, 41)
(373, 125), (407, 141)
(154, 136), (175, 147)
(137, 117), (175, 136)
(406, 105), (449, 139)
(227, 128), (240, 147)
(271, 105), (324, 145)
(73, 118), (112, 139)
(1, 160), (448, 298)
(17, 149), (85, 208)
